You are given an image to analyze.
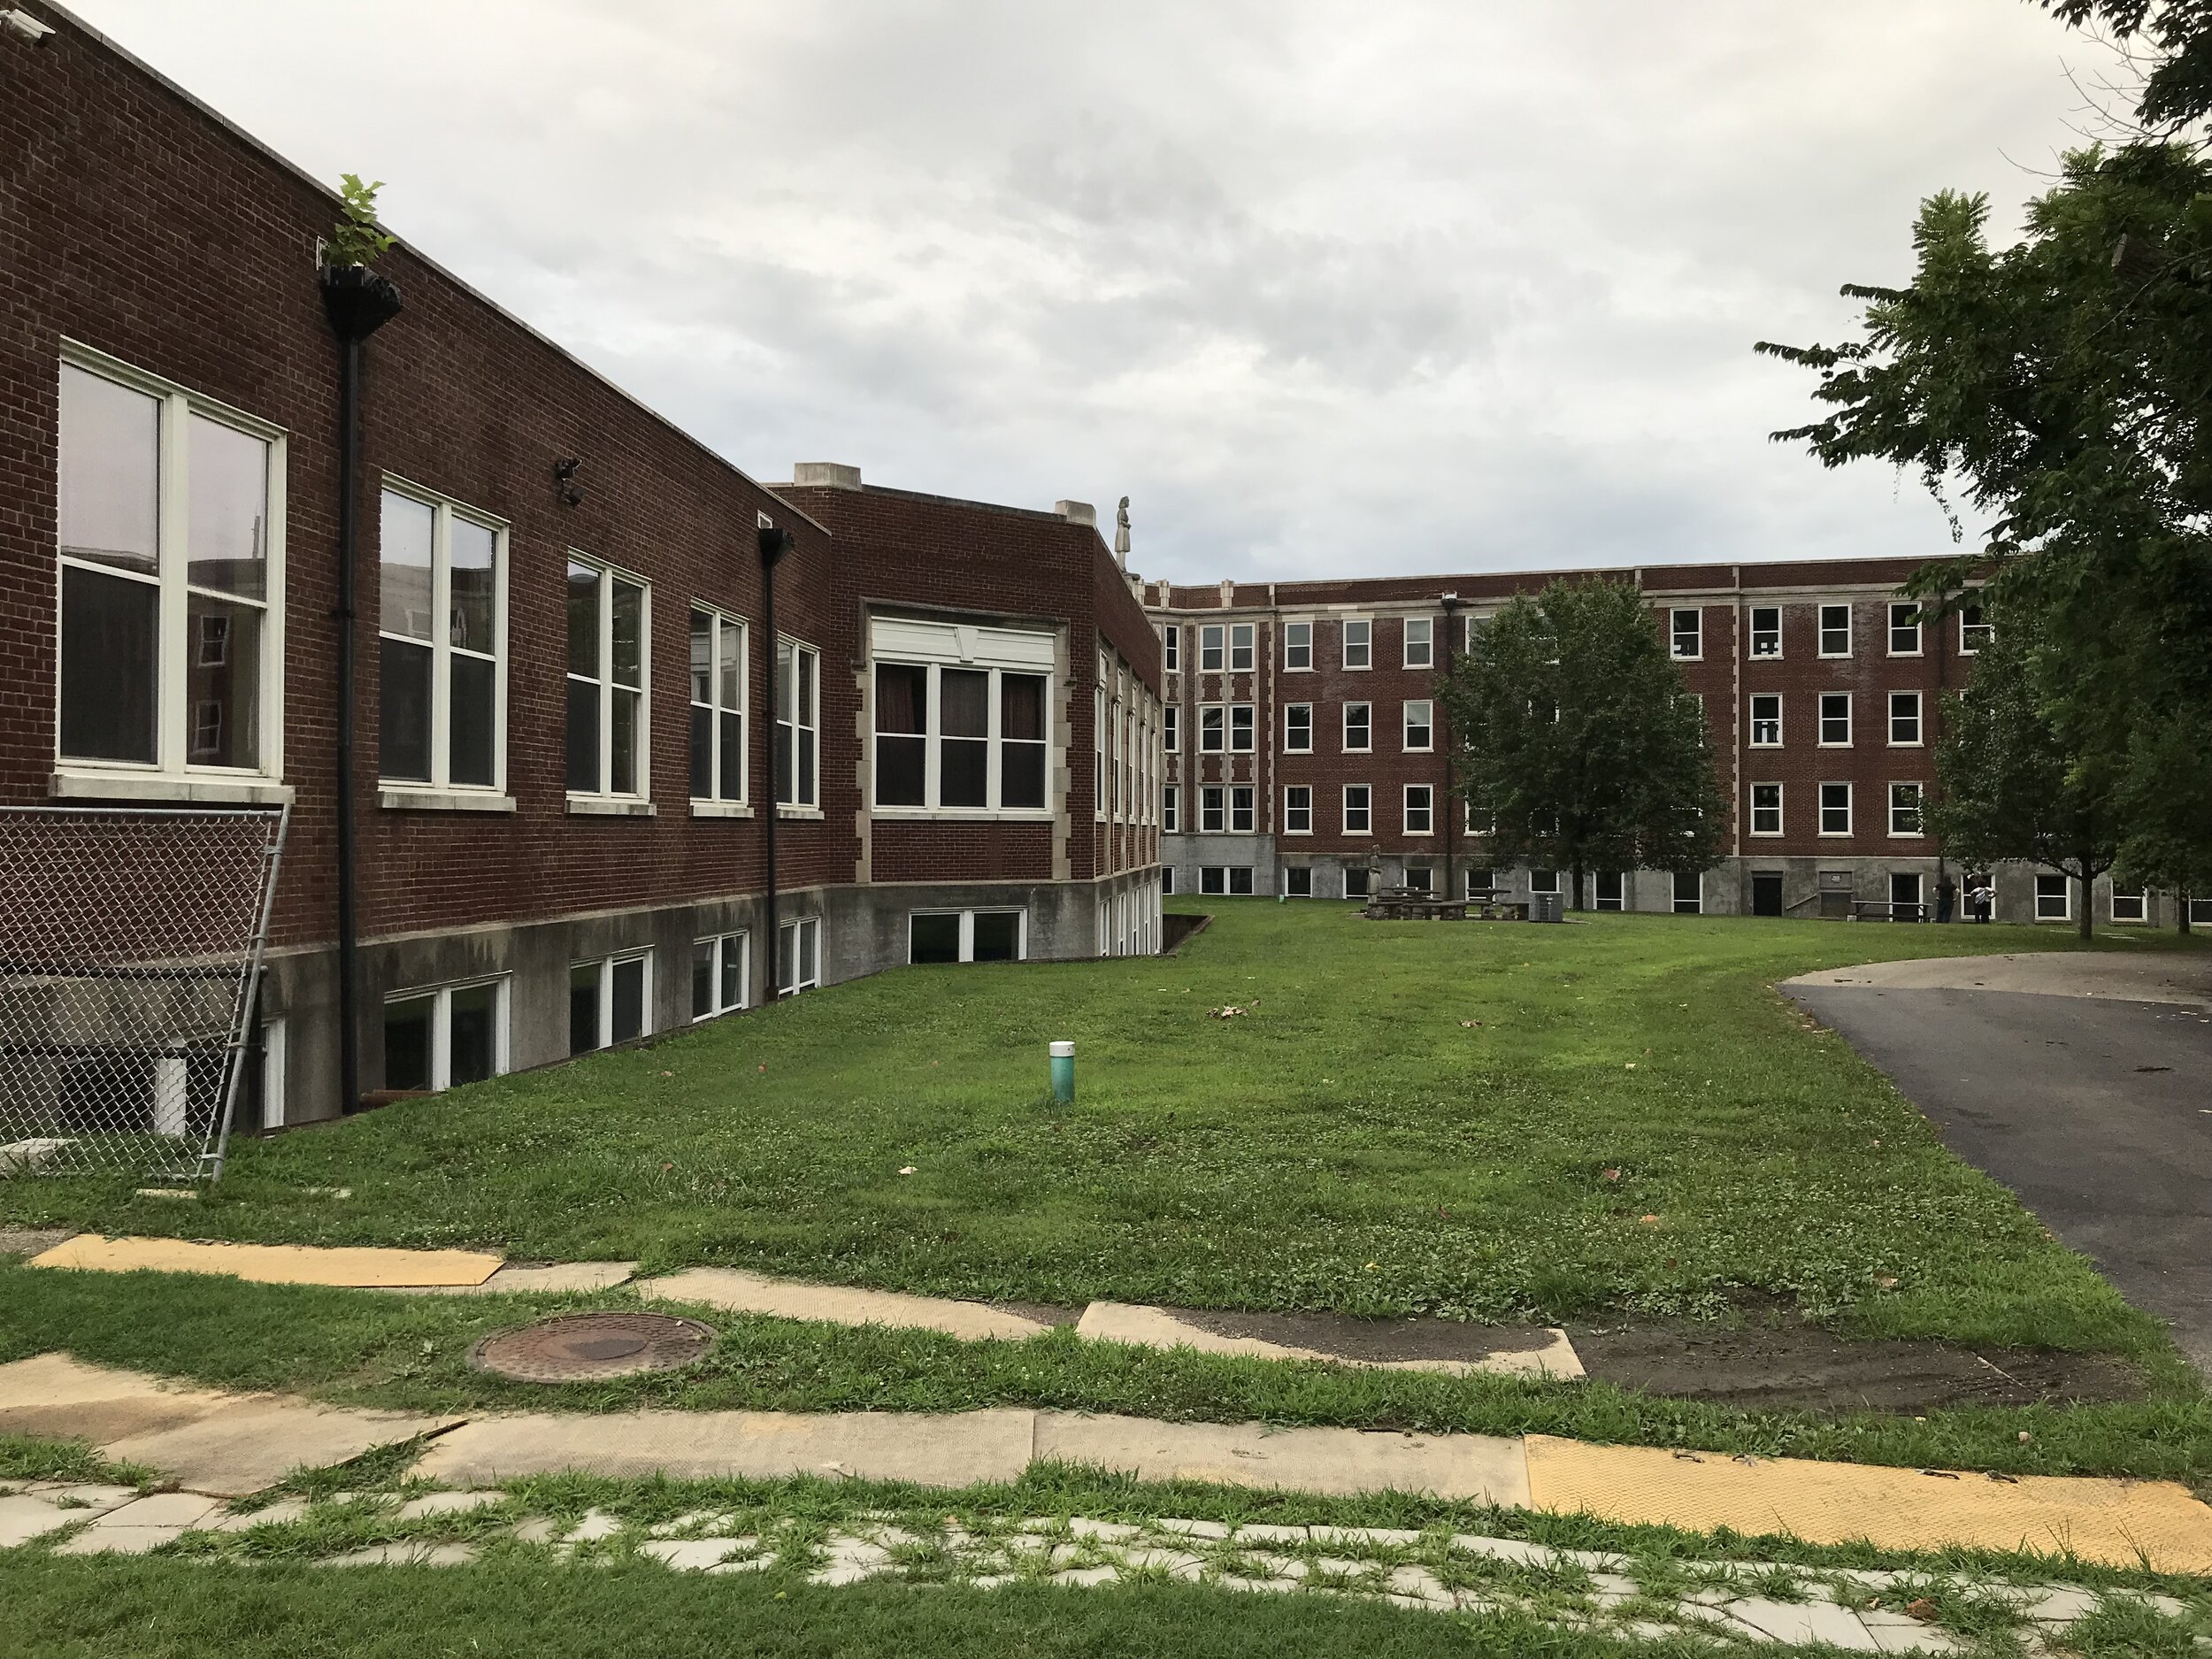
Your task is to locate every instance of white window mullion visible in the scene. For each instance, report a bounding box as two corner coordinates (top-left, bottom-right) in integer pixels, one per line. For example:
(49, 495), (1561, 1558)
(925, 663), (942, 810)
(598, 569), (615, 795)
(429, 503), (453, 787)
(156, 392), (189, 774)
(986, 666), (1002, 810)
(430, 987), (452, 1091)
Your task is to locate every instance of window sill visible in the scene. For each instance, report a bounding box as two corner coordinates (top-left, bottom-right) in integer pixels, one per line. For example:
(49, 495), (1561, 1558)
(566, 795), (657, 818)
(871, 808), (1056, 823)
(690, 800), (756, 818)
(380, 787), (516, 813)
(777, 806), (826, 821)
(50, 771), (295, 807)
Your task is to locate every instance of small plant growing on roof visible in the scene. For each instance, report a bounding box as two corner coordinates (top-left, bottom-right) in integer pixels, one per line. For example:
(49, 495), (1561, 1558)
(325, 173), (396, 267)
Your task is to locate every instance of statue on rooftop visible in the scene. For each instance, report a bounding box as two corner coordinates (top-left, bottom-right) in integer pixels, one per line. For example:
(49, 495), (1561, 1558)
(1114, 496), (1131, 563)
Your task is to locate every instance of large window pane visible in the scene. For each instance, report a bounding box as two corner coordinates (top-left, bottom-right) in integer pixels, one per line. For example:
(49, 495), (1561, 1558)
(58, 565), (158, 764)
(611, 957), (645, 1043)
(718, 618), (741, 711)
(565, 679), (599, 791)
(448, 518), (496, 652)
(692, 940), (715, 1018)
(378, 491), (434, 640)
(690, 704), (714, 799)
(566, 562), (599, 677)
(611, 687), (640, 795)
(568, 964), (600, 1056)
(1002, 674), (1047, 809)
(875, 664), (926, 805)
(611, 580), (643, 688)
(383, 996), (434, 1092)
(58, 365), (159, 576)
(718, 711), (742, 800)
(719, 937), (743, 1010)
(972, 912), (1018, 962)
(448, 983), (498, 1085)
(380, 635), (433, 782)
(186, 416), (269, 600)
(941, 668), (988, 807)
(449, 652), (495, 787)
(910, 912), (961, 964)
(184, 592), (261, 768)
(689, 609), (714, 704)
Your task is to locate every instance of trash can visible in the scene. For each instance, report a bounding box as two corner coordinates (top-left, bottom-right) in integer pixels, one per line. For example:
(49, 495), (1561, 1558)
(1531, 892), (1564, 924)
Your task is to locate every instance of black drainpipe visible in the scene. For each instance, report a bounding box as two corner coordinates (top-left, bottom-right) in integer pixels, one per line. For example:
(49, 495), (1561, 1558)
(319, 262), (403, 1114)
(758, 523), (794, 995)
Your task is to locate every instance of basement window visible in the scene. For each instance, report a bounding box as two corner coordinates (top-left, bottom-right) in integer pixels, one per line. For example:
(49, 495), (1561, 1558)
(910, 910), (1025, 964)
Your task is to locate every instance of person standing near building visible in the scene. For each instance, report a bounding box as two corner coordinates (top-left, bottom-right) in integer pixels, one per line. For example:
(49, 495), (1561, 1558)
(1968, 875), (1993, 923)
(1936, 870), (1957, 924)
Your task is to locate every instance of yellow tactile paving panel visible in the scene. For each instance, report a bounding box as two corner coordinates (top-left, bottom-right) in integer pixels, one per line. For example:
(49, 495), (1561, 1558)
(1525, 1434), (2212, 1572)
(28, 1233), (502, 1288)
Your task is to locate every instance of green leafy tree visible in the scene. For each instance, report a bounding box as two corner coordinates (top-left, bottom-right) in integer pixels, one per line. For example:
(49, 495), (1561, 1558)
(1927, 606), (2120, 940)
(1438, 580), (1725, 910)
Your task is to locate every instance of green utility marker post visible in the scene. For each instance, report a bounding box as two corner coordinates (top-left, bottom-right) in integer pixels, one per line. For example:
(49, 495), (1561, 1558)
(1049, 1040), (1075, 1102)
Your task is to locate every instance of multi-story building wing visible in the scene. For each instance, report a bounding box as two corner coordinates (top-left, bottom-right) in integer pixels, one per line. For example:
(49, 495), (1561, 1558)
(1148, 563), (2188, 926)
(4, 10), (1162, 1129)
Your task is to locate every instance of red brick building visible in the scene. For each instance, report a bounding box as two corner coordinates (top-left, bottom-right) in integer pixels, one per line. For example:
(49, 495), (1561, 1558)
(4, 5), (1160, 1127)
(1146, 564), (2185, 928)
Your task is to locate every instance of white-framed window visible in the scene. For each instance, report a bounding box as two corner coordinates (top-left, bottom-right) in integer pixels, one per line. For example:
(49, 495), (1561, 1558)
(1344, 702), (1372, 752)
(1345, 866), (1373, 899)
(1229, 623), (1256, 672)
(56, 348), (287, 781)
(1284, 785), (1313, 834)
(1404, 784), (1433, 834)
(1200, 866), (1255, 895)
(383, 976), (507, 1092)
(1199, 624), (1225, 672)
(569, 951), (650, 1055)
(1284, 703), (1312, 752)
(1344, 784), (1371, 833)
(1199, 704), (1225, 753)
(2110, 888), (2147, 924)
(692, 931), (749, 1019)
(1163, 703), (1179, 752)
(1230, 784), (1256, 833)
(777, 916), (820, 993)
(1402, 865), (1434, 895)
(2035, 872), (2070, 921)
(566, 557), (649, 798)
(1284, 620), (1312, 671)
(1230, 703), (1256, 752)
(1749, 605), (1782, 657)
(1818, 692), (1852, 747)
(1888, 781), (1924, 836)
(1670, 608), (1701, 660)
(1888, 603), (1922, 656)
(1819, 781), (1852, 835)
(1888, 690), (1921, 746)
(1200, 784), (1226, 833)
(871, 639), (1050, 816)
(1162, 624), (1179, 672)
(1463, 867), (1496, 899)
(1161, 866), (1175, 895)
(1402, 700), (1433, 752)
(1285, 865), (1312, 897)
(689, 606), (748, 804)
(1594, 872), (1624, 910)
(379, 482), (504, 793)
(1530, 868), (1560, 895)
(775, 638), (822, 808)
(1961, 603), (1993, 654)
(1750, 782), (1783, 835)
(1672, 870), (1702, 914)
(1342, 618), (1371, 670)
(1162, 782), (1179, 833)
(1402, 617), (1433, 669)
(1750, 693), (1782, 747)
(910, 909), (1025, 964)
(1818, 603), (1852, 657)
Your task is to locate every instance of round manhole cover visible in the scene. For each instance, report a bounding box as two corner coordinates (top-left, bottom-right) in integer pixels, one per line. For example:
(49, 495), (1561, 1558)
(469, 1311), (715, 1383)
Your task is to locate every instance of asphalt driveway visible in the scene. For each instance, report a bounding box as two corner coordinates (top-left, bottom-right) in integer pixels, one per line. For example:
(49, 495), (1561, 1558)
(1787, 963), (2212, 1368)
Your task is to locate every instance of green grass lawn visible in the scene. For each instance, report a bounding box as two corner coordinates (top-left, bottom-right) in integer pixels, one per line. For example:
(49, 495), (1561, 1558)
(4, 902), (2187, 1350)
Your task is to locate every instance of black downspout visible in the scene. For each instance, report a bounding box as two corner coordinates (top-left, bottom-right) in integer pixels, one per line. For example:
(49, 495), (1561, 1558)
(319, 263), (403, 1116)
(1440, 595), (1462, 903)
(759, 525), (793, 995)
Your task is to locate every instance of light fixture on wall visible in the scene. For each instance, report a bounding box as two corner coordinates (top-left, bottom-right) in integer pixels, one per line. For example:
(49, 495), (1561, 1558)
(554, 457), (583, 508)
(3, 9), (56, 42)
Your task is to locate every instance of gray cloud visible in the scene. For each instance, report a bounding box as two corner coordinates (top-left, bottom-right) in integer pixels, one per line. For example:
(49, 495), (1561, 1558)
(67, 0), (2116, 582)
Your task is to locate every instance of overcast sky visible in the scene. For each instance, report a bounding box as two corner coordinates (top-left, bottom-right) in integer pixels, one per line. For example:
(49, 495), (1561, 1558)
(71, 0), (2116, 584)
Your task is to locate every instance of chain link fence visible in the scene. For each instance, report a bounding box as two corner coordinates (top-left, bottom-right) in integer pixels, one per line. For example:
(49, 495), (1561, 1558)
(0, 805), (288, 1184)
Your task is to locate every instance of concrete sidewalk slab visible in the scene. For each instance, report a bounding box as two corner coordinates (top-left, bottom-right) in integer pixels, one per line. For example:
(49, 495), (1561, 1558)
(639, 1265), (1049, 1341)
(388, 1262), (637, 1297)
(413, 1407), (1037, 1488)
(29, 1233), (503, 1288)
(1075, 1301), (1584, 1379)
(1033, 1412), (1532, 1505)
(0, 1352), (233, 1446)
(1525, 1434), (2212, 1573)
(101, 1400), (465, 1497)
(1785, 952), (2212, 1008)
